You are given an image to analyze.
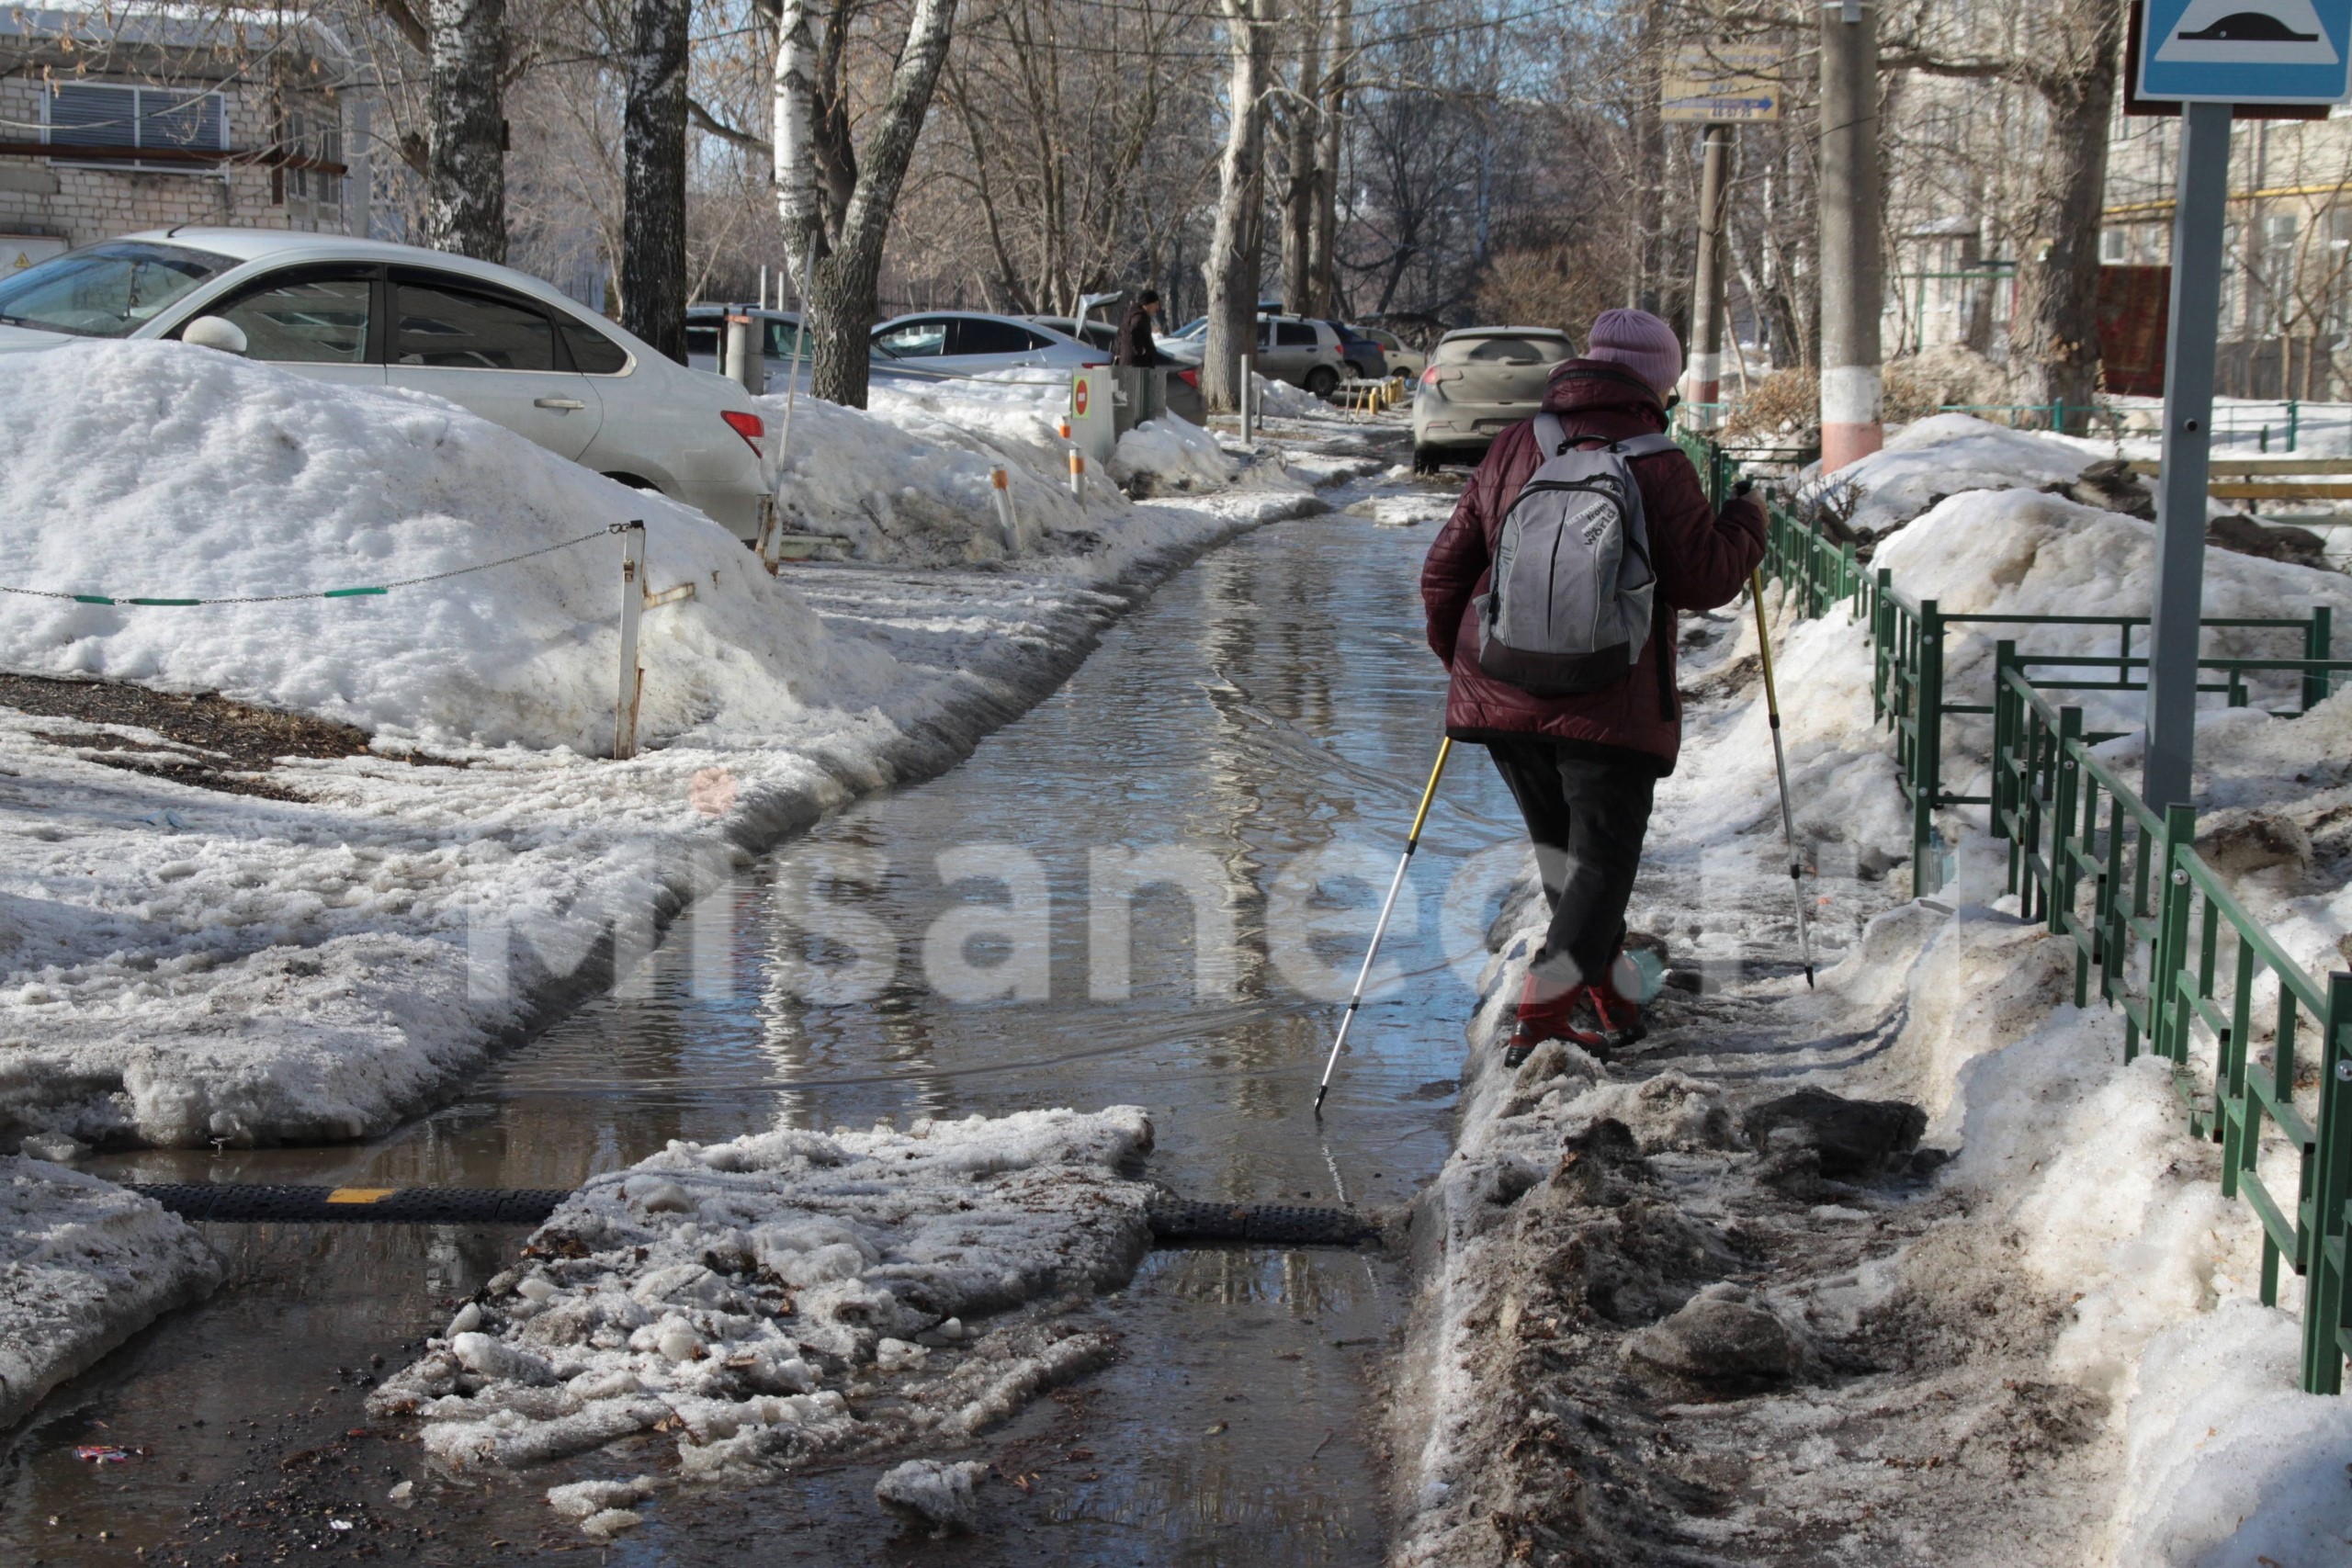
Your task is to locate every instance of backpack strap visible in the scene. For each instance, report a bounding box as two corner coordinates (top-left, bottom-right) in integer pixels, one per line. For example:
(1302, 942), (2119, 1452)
(1606, 434), (1686, 460)
(1533, 412), (1572, 457)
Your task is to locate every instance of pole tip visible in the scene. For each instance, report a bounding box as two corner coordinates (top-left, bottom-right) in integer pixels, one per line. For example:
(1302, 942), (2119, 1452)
(1312, 1086), (1328, 1118)
(1804, 964), (1816, 988)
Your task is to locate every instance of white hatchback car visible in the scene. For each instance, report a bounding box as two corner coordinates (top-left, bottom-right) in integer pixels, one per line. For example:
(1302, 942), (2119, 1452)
(0, 230), (775, 541)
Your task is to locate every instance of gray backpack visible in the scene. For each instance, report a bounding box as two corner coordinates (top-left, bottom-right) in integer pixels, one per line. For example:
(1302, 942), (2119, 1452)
(1474, 419), (1681, 696)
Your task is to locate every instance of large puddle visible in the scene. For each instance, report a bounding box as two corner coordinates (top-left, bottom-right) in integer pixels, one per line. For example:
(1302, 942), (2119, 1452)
(6, 491), (1522, 1563)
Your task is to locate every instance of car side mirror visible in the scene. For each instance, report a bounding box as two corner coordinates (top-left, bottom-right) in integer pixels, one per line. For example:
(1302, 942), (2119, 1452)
(183, 316), (249, 355)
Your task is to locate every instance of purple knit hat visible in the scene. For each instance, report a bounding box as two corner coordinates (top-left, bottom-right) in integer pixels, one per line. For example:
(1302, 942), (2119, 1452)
(1585, 309), (1682, 394)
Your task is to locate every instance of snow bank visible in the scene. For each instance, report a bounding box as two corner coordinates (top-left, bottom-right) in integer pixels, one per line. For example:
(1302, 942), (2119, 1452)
(765, 374), (1102, 565)
(1813, 413), (2101, 537)
(371, 1108), (1151, 1531)
(1874, 487), (2352, 748)
(1110, 414), (1236, 494)
(0, 1156), (220, 1429)
(0, 340), (887, 754)
(2106, 1303), (2352, 1567)
(1253, 373), (1327, 418)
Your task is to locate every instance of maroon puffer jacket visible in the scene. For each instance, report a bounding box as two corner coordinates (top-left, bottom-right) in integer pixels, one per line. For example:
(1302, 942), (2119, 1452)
(1419, 361), (1766, 774)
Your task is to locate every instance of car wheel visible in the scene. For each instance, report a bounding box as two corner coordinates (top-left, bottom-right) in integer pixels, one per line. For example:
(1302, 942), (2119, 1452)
(1306, 366), (1340, 400)
(1343, 359), (1366, 381)
(1412, 446), (1435, 476)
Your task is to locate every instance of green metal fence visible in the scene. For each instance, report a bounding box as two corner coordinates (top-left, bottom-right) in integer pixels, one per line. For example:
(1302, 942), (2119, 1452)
(1693, 433), (2352, 1395)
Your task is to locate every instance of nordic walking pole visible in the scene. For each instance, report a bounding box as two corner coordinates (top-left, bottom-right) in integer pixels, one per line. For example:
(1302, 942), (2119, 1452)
(1750, 568), (1815, 987)
(1314, 738), (1453, 1118)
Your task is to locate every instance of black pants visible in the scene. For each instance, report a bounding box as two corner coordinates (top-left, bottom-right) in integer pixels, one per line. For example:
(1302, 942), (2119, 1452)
(1487, 739), (1657, 989)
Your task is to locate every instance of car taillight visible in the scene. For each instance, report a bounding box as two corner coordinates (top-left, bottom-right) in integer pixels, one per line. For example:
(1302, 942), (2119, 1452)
(1177, 368), (1198, 388)
(1420, 366), (1442, 385)
(721, 410), (765, 452)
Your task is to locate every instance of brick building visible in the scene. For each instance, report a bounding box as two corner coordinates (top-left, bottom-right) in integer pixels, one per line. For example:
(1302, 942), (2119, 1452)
(0, 6), (362, 277)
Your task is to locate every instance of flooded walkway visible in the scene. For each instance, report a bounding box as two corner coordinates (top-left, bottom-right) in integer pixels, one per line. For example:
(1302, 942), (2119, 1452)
(6, 479), (1522, 1564)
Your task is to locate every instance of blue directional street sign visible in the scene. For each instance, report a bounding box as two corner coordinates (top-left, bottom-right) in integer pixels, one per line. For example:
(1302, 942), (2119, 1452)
(2139, 0), (2352, 102)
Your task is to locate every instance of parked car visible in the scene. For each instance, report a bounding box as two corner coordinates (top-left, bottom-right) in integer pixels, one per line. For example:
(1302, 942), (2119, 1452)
(0, 231), (775, 541)
(1411, 325), (1577, 472)
(684, 303), (955, 389)
(1256, 315), (1350, 398)
(1026, 314), (1122, 356)
(1154, 314), (1348, 398)
(868, 310), (1106, 376)
(1325, 321), (1389, 381)
(1357, 326), (1425, 378)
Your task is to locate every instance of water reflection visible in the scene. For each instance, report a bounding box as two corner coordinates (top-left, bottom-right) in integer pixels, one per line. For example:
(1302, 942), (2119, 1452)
(33, 507), (1519, 1564)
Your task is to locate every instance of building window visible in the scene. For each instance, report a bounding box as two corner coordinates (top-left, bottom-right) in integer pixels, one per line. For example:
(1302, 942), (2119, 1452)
(43, 82), (227, 172)
(2100, 229), (2129, 265)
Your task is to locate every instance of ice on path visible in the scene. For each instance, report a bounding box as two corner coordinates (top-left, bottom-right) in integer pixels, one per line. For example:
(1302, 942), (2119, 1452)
(370, 1107), (1151, 1514)
(876, 1458), (990, 1536)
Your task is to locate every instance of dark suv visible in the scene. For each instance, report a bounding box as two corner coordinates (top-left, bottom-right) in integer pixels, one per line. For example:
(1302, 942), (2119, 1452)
(1325, 322), (1390, 381)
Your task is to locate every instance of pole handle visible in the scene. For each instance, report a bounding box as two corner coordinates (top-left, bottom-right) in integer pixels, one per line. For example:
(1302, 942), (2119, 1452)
(1407, 738), (1453, 845)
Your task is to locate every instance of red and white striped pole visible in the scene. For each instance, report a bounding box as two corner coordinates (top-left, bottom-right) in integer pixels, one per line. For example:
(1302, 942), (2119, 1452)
(1817, 0), (1883, 472)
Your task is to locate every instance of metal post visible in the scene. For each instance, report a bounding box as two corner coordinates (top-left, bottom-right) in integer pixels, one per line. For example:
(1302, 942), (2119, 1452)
(614, 522), (647, 761)
(2307, 605), (2334, 713)
(759, 230), (820, 572)
(2302, 970), (2352, 1393)
(1915, 597), (1943, 896)
(990, 465), (1018, 550)
(1239, 353), (1256, 446)
(2145, 101), (2233, 812)
(1816, 0), (1883, 472)
(1687, 123), (1732, 414)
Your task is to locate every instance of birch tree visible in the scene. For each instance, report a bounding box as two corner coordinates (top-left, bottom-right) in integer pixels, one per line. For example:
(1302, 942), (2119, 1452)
(421, 0), (509, 260)
(621, 0), (690, 361)
(772, 0), (960, 408)
(1204, 0), (1275, 413)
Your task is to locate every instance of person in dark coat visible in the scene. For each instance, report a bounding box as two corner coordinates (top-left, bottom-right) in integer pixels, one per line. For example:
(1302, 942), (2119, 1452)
(1420, 308), (1766, 1064)
(1114, 289), (1163, 367)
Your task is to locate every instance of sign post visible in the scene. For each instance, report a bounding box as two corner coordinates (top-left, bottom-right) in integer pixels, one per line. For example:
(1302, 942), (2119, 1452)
(1663, 45), (1780, 419)
(2134, 0), (2352, 807)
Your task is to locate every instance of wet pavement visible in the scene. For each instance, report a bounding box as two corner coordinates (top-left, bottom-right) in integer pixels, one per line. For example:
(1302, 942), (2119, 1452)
(4, 455), (1524, 1564)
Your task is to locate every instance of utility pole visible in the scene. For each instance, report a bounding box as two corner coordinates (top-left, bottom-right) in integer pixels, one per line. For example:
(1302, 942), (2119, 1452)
(1816, 0), (1882, 471)
(1686, 123), (1732, 415)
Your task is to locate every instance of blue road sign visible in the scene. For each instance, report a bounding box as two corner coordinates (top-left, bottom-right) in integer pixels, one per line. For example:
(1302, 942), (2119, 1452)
(2140, 0), (2352, 101)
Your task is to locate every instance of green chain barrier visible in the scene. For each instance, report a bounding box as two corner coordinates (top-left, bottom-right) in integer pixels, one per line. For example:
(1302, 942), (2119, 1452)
(0, 525), (625, 608)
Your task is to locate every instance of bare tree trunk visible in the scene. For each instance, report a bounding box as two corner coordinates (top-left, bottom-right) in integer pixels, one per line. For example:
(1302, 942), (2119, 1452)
(1205, 0), (1274, 413)
(621, 0), (690, 362)
(773, 0), (959, 408)
(1280, 0), (1322, 316)
(424, 0), (506, 260)
(1306, 0), (1349, 320)
(2012, 7), (2119, 431)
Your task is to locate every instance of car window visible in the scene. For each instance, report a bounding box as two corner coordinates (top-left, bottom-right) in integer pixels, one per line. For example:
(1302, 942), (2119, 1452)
(393, 277), (557, 370)
(1436, 334), (1573, 366)
(1367, 330), (1402, 351)
(876, 319), (949, 356)
(0, 241), (233, 338)
(211, 268), (372, 363)
(558, 317), (628, 374)
(952, 318), (1045, 355)
(684, 321), (721, 359)
(1276, 321), (1317, 348)
(763, 319), (805, 359)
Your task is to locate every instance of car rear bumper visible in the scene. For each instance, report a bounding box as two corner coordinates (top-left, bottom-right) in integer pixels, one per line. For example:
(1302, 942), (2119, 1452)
(1414, 401), (1538, 447)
